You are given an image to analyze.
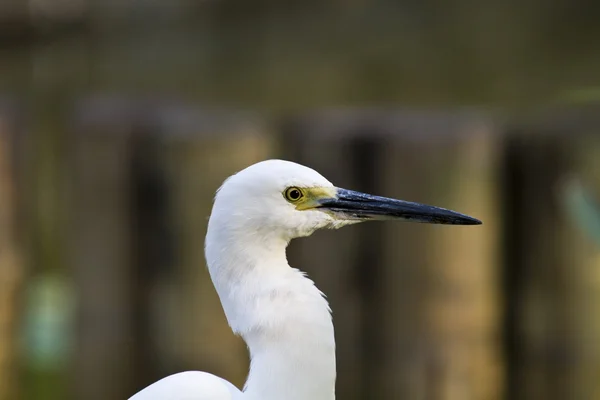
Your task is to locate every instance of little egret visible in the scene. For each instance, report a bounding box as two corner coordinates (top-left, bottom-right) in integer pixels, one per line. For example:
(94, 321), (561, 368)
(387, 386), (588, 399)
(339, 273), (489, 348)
(130, 159), (481, 400)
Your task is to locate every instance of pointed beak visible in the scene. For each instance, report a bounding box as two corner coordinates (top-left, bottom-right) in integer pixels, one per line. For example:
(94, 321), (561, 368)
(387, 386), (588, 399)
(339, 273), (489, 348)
(317, 188), (482, 225)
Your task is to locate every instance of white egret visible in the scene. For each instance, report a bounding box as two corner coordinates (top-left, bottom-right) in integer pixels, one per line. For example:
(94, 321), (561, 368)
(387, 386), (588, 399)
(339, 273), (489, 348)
(130, 159), (481, 400)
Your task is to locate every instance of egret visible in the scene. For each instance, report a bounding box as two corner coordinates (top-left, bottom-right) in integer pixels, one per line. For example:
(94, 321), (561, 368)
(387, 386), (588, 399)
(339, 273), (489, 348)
(130, 159), (481, 400)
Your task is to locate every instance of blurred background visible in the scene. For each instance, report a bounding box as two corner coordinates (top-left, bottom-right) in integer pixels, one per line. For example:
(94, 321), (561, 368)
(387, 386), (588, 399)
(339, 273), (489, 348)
(1, 1), (600, 399)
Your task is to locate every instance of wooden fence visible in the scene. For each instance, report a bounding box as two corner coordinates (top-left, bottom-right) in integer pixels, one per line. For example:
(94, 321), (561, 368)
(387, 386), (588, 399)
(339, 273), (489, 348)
(0, 100), (25, 400)
(2, 99), (600, 400)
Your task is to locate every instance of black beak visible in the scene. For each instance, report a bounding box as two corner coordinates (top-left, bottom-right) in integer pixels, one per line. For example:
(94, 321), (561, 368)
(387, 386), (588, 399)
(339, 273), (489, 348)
(318, 188), (482, 225)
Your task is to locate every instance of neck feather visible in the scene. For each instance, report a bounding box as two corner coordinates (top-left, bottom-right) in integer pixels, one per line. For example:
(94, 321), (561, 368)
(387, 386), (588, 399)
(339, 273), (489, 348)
(205, 224), (336, 400)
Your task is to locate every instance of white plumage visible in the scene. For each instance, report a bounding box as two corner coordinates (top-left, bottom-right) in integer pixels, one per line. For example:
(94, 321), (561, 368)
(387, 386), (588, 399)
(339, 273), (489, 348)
(130, 159), (481, 400)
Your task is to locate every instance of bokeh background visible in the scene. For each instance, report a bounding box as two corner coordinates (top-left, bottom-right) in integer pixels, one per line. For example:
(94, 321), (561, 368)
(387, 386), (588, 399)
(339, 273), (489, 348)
(1, 1), (600, 399)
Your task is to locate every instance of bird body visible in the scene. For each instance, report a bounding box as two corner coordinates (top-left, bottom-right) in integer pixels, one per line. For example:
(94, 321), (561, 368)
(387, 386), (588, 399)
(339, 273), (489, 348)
(130, 160), (481, 400)
(130, 372), (241, 400)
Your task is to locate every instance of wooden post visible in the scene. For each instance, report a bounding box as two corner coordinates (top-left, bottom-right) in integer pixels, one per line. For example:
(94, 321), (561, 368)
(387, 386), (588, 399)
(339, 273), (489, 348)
(375, 122), (500, 400)
(69, 101), (137, 400)
(0, 105), (23, 400)
(422, 132), (502, 400)
(566, 133), (600, 400)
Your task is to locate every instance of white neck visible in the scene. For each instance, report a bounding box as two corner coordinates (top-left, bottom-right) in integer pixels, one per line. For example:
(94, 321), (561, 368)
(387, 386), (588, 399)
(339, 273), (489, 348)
(205, 223), (336, 400)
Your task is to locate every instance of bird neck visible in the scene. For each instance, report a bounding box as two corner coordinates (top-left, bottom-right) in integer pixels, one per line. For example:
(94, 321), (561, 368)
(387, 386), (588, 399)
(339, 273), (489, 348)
(205, 226), (336, 400)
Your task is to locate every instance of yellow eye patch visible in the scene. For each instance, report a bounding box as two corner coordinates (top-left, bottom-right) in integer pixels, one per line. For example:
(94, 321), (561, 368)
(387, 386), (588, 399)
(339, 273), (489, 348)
(283, 186), (337, 210)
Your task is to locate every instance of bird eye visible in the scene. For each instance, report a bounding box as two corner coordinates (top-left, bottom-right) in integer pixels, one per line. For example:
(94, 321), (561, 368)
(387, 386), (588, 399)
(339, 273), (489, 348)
(284, 187), (304, 202)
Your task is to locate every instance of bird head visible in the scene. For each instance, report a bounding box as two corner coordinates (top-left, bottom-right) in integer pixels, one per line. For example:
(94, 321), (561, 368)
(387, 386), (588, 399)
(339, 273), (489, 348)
(210, 159), (481, 242)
